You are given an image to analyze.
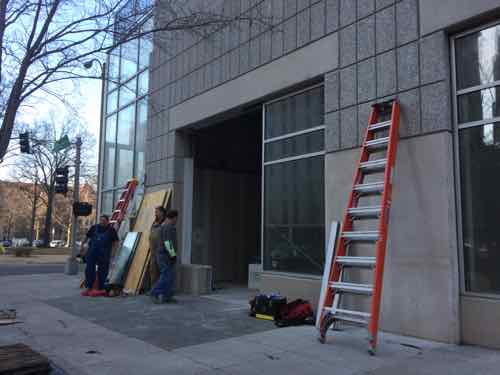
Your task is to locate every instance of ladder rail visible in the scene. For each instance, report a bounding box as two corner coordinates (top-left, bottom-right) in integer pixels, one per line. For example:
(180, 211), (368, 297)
(368, 101), (400, 350)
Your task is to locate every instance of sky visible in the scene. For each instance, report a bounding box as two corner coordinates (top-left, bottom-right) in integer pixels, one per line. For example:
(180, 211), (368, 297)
(0, 78), (102, 180)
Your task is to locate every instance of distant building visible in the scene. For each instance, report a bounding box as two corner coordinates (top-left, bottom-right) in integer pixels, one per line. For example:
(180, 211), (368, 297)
(97, 1), (500, 349)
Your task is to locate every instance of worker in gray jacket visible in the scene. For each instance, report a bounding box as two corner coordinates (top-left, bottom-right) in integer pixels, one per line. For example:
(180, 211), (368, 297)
(149, 209), (178, 303)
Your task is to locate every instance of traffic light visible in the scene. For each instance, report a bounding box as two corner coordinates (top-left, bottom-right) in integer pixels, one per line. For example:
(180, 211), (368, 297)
(19, 132), (30, 154)
(54, 166), (69, 195)
(73, 202), (93, 217)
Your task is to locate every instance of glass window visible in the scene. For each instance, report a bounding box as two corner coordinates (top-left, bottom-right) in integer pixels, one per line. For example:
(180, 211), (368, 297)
(108, 47), (120, 91)
(455, 24), (500, 90)
(101, 191), (114, 216)
(103, 115), (117, 189)
(459, 122), (500, 294)
(263, 156), (325, 274)
(107, 90), (118, 114)
(138, 70), (149, 97)
(265, 130), (324, 162)
(116, 105), (135, 186)
(120, 77), (137, 108)
(458, 87), (500, 124)
(265, 86), (324, 139)
(135, 99), (147, 180)
(121, 39), (139, 80)
(139, 37), (153, 70)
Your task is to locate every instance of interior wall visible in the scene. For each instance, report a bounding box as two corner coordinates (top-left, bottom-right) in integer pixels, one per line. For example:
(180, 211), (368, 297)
(191, 111), (262, 284)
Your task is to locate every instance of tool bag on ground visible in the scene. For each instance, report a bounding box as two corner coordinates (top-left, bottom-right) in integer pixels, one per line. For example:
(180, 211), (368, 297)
(249, 294), (287, 317)
(274, 299), (315, 327)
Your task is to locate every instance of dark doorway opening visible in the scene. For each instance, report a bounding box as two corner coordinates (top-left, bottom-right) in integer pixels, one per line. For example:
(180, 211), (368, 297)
(191, 109), (262, 286)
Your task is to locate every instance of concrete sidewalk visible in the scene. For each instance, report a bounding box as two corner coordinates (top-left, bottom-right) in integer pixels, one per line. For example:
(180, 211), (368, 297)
(1, 273), (499, 375)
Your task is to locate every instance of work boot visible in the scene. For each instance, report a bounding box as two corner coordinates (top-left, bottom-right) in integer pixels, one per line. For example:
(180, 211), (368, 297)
(81, 289), (92, 297)
(159, 295), (177, 304)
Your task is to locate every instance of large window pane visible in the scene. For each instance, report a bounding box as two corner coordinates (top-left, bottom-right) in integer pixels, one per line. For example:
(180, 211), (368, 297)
(458, 87), (500, 124)
(135, 99), (147, 180)
(119, 77), (137, 108)
(263, 156), (325, 275)
(116, 105), (135, 186)
(103, 115), (117, 189)
(101, 191), (114, 216)
(139, 31), (153, 70)
(106, 90), (118, 114)
(138, 70), (149, 97)
(460, 122), (500, 294)
(265, 130), (324, 162)
(455, 24), (500, 90)
(265, 86), (324, 139)
(108, 47), (120, 91)
(121, 39), (139, 80)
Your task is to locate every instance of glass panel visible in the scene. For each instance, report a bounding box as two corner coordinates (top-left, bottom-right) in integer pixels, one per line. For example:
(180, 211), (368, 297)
(138, 70), (149, 97)
(458, 87), (500, 124)
(106, 90), (118, 114)
(265, 130), (324, 162)
(455, 24), (500, 90)
(120, 38), (139, 80)
(139, 31), (153, 69)
(459, 122), (500, 294)
(103, 115), (117, 189)
(263, 156), (325, 275)
(116, 105), (135, 187)
(101, 191), (114, 216)
(120, 77), (137, 108)
(135, 99), (147, 181)
(265, 86), (324, 139)
(108, 47), (120, 91)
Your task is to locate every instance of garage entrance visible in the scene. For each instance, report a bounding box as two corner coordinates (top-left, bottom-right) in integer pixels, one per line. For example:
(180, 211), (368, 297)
(191, 109), (262, 286)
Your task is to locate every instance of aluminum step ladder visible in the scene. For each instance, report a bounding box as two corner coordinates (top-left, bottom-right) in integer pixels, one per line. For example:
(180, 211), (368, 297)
(317, 100), (400, 355)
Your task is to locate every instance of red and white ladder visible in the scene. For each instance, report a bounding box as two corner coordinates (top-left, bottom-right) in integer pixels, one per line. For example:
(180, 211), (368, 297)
(317, 100), (400, 354)
(109, 179), (138, 231)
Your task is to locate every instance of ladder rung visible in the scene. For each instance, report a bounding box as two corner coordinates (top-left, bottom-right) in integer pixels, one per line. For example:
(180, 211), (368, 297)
(335, 256), (376, 268)
(348, 206), (382, 219)
(368, 121), (391, 131)
(366, 137), (389, 150)
(360, 159), (387, 173)
(353, 182), (384, 195)
(342, 231), (379, 241)
(331, 282), (373, 295)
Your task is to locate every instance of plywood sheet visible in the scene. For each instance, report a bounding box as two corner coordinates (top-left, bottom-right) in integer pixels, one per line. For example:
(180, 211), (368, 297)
(123, 189), (171, 295)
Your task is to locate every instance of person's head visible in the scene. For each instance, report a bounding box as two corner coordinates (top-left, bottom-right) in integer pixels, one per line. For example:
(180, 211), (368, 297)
(154, 206), (167, 223)
(165, 210), (178, 225)
(99, 215), (110, 226)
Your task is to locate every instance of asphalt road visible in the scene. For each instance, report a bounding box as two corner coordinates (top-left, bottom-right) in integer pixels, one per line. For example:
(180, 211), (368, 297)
(0, 263), (65, 276)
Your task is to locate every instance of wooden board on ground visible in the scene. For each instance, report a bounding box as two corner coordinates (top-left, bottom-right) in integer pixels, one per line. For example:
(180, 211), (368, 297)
(0, 344), (50, 375)
(123, 189), (171, 295)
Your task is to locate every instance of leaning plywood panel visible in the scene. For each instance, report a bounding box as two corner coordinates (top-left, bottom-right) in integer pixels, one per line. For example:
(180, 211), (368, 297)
(123, 189), (171, 295)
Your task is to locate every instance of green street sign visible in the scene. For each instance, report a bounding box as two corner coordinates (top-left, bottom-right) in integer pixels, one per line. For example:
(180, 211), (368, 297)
(53, 135), (71, 152)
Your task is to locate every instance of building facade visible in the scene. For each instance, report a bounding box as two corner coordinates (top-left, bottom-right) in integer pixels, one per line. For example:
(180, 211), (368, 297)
(98, 0), (500, 349)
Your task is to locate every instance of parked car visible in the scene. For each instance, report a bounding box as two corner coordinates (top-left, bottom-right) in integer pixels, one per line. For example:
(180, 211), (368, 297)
(50, 240), (65, 248)
(2, 240), (12, 247)
(12, 238), (29, 247)
(32, 240), (44, 247)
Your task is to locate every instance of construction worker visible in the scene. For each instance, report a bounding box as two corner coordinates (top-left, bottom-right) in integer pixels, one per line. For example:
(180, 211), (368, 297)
(149, 209), (178, 304)
(80, 214), (119, 296)
(148, 206), (166, 288)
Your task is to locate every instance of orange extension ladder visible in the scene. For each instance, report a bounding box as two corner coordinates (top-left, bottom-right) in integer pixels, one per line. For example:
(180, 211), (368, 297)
(317, 100), (400, 354)
(109, 179), (138, 230)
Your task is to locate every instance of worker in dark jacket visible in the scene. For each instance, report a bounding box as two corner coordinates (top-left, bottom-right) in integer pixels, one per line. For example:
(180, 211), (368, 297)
(150, 209), (178, 304)
(80, 215), (119, 296)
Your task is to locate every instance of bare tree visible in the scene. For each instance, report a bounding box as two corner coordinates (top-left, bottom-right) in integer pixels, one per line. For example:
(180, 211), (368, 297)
(10, 117), (96, 246)
(0, 0), (271, 162)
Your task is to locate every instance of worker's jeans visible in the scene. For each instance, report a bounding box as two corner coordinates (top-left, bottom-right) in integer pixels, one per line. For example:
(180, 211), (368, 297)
(85, 247), (111, 290)
(150, 252), (175, 298)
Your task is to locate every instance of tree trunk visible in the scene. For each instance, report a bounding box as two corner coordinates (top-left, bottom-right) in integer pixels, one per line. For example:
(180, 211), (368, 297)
(43, 187), (55, 247)
(29, 181), (38, 245)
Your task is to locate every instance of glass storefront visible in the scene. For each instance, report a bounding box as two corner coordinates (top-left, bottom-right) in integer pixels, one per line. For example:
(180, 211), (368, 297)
(263, 86), (325, 275)
(454, 22), (500, 295)
(100, 20), (151, 216)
